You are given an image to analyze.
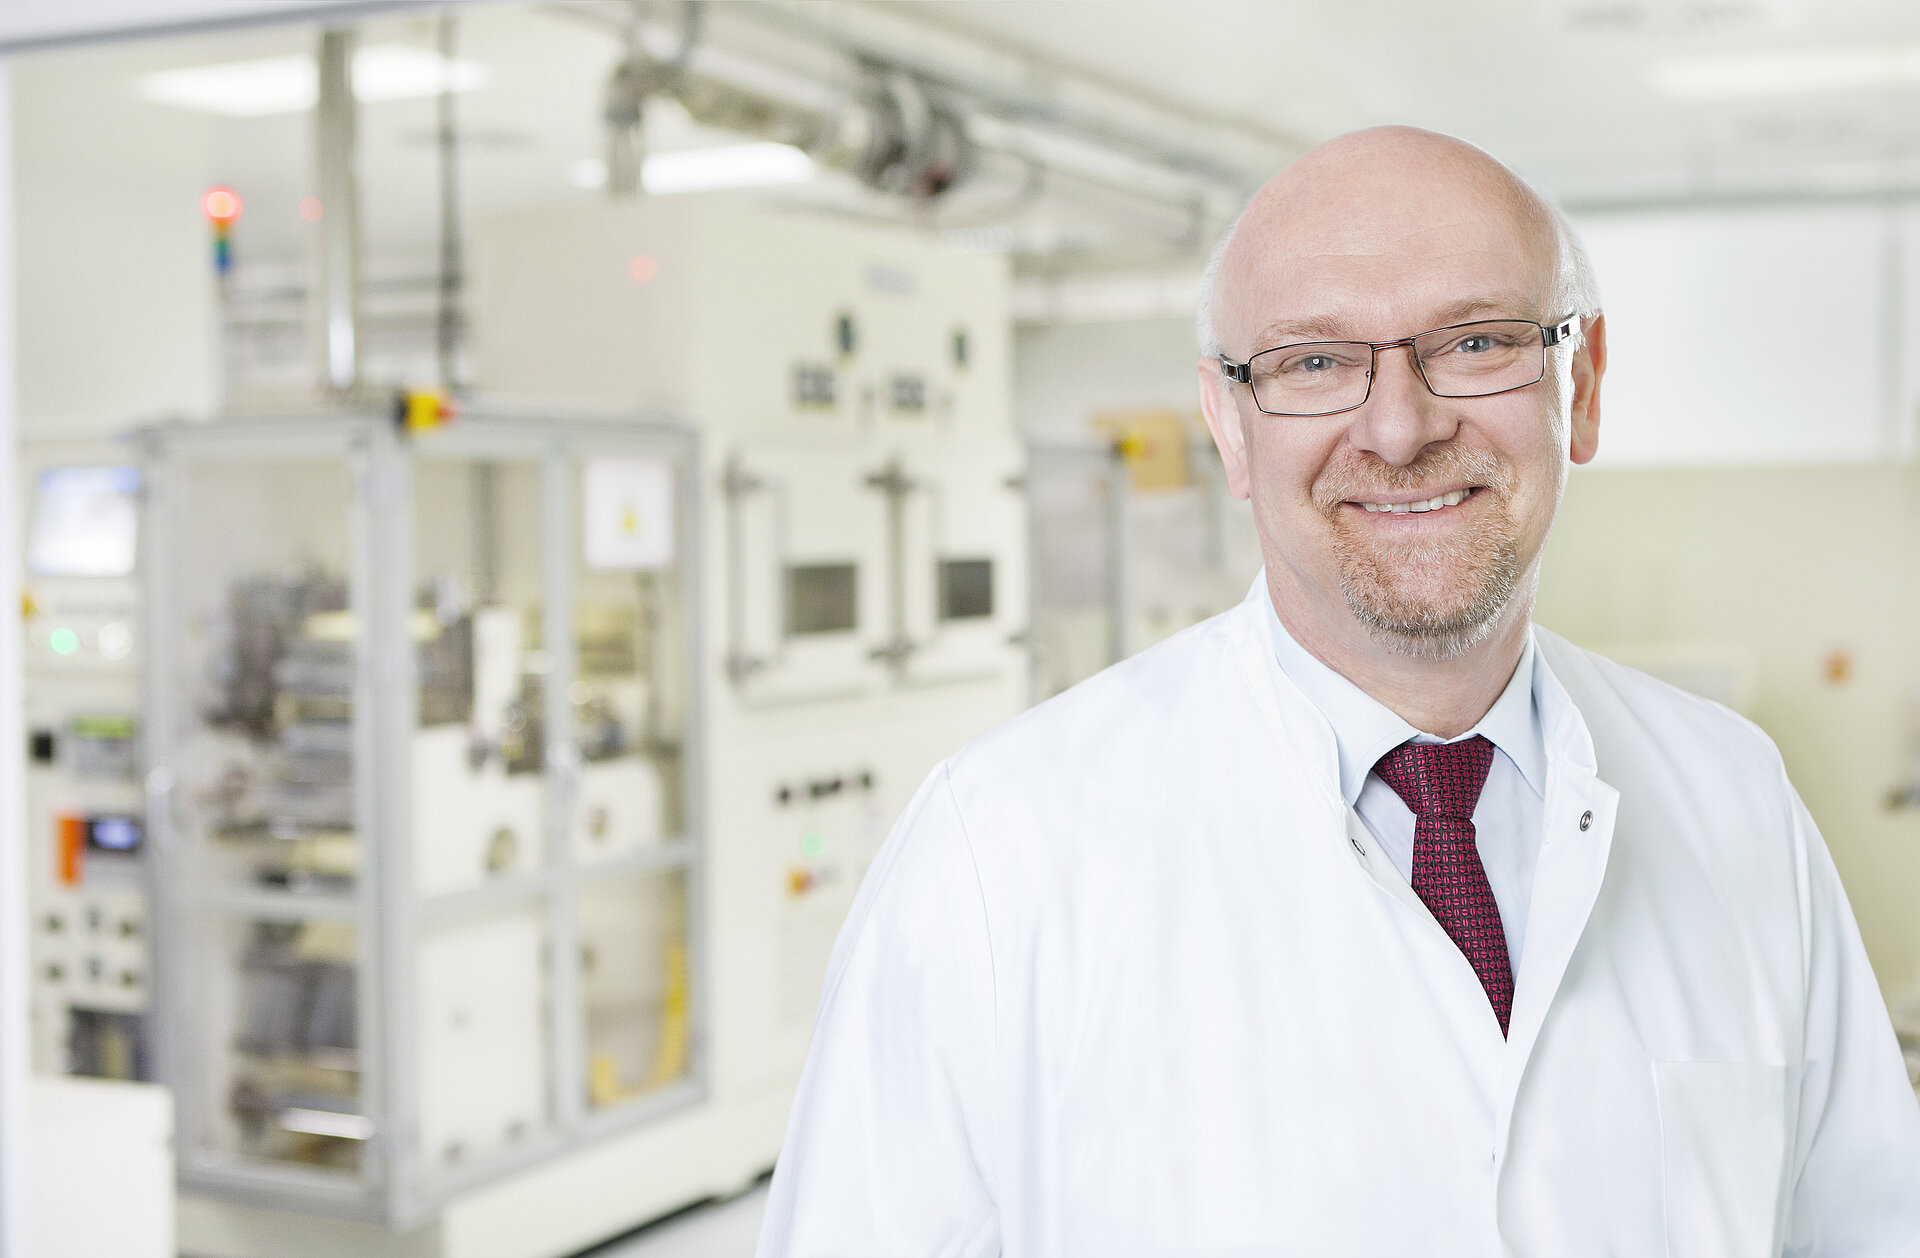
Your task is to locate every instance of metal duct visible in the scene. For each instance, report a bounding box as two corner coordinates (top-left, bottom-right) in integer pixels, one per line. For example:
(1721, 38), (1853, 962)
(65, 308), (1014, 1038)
(604, 0), (704, 197)
(848, 66), (971, 199)
(605, 51), (974, 201)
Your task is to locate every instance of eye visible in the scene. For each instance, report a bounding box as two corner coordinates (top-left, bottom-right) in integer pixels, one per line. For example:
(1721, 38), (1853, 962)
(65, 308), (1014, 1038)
(1268, 346), (1364, 377)
(1435, 327), (1525, 357)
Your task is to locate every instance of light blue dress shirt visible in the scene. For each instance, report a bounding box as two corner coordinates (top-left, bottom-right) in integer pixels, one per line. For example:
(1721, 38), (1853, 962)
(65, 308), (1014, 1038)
(1264, 597), (1547, 967)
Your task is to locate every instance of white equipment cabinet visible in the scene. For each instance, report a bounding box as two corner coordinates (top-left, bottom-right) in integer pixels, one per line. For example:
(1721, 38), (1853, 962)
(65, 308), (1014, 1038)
(148, 415), (707, 1256)
(170, 199), (1026, 1258)
(30, 1075), (173, 1258)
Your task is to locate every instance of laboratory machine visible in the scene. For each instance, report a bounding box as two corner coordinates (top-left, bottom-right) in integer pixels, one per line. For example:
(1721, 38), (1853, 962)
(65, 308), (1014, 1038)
(143, 413), (699, 1252)
(163, 197), (1027, 1258)
(1025, 421), (1258, 701)
(19, 450), (151, 1083)
(18, 443), (176, 1256)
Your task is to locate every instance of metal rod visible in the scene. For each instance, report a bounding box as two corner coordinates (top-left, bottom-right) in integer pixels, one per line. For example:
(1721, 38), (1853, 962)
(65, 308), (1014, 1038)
(473, 461), (499, 605)
(542, 448), (586, 1134)
(367, 427), (421, 1221)
(0, 65), (26, 1257)
(1105, 443), (1129, 666)
(315, 28), (362, 397)
(435, 13), (462, 390)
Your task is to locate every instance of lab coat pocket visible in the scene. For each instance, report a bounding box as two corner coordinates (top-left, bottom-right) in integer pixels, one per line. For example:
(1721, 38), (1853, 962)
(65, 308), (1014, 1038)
(1653, 1060), (1792, 1258)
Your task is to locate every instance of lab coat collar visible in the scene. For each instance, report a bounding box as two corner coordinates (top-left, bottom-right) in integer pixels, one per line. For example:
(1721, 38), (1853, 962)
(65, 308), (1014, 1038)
(1259, 592), (1547, 804)
(1228, 576), (1623, 1128)
(1230, 573), (1596, 789)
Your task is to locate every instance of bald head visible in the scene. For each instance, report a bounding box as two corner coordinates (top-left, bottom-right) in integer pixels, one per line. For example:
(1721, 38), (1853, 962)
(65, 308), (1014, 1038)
(1197, 127), (1596, 358)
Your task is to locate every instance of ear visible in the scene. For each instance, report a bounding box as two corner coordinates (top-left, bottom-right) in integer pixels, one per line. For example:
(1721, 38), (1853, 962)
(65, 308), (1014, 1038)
(1567, 312), (1606, 466)
(1198, 356), (1253, 499)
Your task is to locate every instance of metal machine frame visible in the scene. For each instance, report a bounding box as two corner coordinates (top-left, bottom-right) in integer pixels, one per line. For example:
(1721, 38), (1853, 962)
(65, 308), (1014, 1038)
(1023, 434), (1246, 701)
(139, 410), (705, 1227)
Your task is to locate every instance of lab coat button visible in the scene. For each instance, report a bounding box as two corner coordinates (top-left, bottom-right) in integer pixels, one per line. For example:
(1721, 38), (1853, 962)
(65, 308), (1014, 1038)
(1579, 810), (1593, 832)
(1350, 836), (1366, 857)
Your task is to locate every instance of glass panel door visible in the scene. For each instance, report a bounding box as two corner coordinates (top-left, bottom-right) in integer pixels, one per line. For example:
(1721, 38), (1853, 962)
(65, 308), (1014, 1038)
(408, 453), (559, 1191)
(563, 442), (697, 1119)
(578, 869), (690, 1109)
(569, 455), (685, 865)
(411, 457), (549, 897)
(155, 450), (369, 1182)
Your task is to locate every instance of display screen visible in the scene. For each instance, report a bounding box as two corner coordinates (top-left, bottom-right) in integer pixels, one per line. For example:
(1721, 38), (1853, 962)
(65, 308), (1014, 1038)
(939, 558), (994, 621)
(786, 563), (857, 636)
(85, 815), (142, 854)
(27, 466), (140, 577)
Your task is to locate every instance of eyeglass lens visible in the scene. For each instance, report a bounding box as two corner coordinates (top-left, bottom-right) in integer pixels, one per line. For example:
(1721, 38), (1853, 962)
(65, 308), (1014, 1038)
(1246, 320), (1548, 416)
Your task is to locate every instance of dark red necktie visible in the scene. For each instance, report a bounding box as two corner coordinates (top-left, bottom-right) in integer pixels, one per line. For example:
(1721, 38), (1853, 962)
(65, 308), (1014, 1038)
(1372, 736), (1514, 1036)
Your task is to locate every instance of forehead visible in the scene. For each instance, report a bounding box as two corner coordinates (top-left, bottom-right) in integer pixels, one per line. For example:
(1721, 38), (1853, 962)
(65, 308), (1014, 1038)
(1227, 174), (1555, 348)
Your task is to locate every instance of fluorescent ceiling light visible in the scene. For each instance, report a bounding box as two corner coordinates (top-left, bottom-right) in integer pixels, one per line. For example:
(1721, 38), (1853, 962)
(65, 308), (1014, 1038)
(1656, 43), (1920, 97)
(641, 143), (815, 195)
(137, 44), (488, 117)
(138, 53), (312, 116)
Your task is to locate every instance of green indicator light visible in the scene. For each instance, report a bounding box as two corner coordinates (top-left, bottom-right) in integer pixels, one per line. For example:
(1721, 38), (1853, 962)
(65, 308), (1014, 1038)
(800, 831), (826, 859)
(47, 627), (79, 656)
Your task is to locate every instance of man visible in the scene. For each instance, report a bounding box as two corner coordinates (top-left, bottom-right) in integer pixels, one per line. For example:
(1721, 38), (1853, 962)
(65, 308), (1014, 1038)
(757, 127), (1920, 1255)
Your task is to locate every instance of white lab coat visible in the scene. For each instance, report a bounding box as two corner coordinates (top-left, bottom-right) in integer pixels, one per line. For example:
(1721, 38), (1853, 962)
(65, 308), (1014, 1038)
(758, 580), (1920, 1258)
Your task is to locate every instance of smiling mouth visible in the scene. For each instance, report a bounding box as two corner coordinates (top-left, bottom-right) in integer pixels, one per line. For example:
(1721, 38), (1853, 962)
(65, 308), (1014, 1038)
(1351, 486), (1480, 515)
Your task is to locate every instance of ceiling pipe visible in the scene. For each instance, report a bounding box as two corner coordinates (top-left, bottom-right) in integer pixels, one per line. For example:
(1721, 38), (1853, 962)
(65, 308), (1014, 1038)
(730, 0), (1292, 193)
(556, 0), (1256, 229)
(604, 0), (705, 196)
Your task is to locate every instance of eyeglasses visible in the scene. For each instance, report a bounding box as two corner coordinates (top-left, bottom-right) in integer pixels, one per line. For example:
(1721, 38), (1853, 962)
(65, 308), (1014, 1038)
(1218, 316), (1579, 418)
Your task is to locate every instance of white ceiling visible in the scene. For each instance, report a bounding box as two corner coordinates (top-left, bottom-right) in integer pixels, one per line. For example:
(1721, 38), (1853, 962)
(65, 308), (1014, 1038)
(21, 0), (1920, 287)
(914, 0), (1920, 206)
(0, 0), (425, 54)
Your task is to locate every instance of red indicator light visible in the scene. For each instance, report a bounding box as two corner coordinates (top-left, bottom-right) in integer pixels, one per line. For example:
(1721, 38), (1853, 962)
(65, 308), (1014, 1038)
(299, 195), (323, 224)
(202, 186), (243, 225)
(628, 255), (658, 283)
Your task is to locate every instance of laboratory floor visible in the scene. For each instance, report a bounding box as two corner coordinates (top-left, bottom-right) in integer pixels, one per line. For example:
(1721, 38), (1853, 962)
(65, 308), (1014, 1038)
(581, 1182), (768, 1258)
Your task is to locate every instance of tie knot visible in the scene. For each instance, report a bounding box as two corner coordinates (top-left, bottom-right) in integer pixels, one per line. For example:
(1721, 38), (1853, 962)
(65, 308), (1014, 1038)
(1373, 736), (1495, 821)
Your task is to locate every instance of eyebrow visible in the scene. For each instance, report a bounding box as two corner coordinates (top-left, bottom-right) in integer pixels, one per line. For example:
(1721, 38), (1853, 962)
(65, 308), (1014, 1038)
(1248, 295), (1545, 352)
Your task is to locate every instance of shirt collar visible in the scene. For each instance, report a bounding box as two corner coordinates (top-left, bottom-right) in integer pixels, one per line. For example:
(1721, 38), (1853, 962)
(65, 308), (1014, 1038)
(1262, 593), (1547, 806)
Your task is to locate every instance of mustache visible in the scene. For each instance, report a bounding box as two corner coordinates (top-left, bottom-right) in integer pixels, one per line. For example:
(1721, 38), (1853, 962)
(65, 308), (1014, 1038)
(1312, 443), (1510, 511)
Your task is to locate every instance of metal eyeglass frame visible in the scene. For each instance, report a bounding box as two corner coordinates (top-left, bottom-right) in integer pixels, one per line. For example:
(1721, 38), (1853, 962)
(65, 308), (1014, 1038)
(1217, 315), (1580, 418)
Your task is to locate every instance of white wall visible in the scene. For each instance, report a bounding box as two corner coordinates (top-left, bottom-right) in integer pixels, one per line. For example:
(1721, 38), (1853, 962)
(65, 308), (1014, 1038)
(1015, 315), (1202, 439)
(1574, 205), (1915, 466)
(1538, 464), (1920, 1000)
(11, 49), (218, 439)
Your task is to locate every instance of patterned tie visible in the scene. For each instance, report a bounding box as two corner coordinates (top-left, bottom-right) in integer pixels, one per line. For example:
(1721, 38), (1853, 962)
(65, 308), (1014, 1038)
(1372, 736), (1514, 1036)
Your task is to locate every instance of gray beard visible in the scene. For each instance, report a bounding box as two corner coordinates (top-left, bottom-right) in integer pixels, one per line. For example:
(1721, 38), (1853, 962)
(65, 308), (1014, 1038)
(1332, 507), (1524, 661)
(1342, 547), (1521, 660)
(1306, 441), (1530, 661)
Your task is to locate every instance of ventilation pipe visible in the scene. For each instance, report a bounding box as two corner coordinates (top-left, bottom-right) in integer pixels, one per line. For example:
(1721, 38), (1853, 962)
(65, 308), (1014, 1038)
(604, 0), (705, 197)
(604, 48), (973, 201)
(313, 27), (362, 396)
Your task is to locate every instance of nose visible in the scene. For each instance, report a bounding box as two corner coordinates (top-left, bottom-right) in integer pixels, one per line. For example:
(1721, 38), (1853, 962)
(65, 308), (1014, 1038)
(1347, 342), (1459, 467)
